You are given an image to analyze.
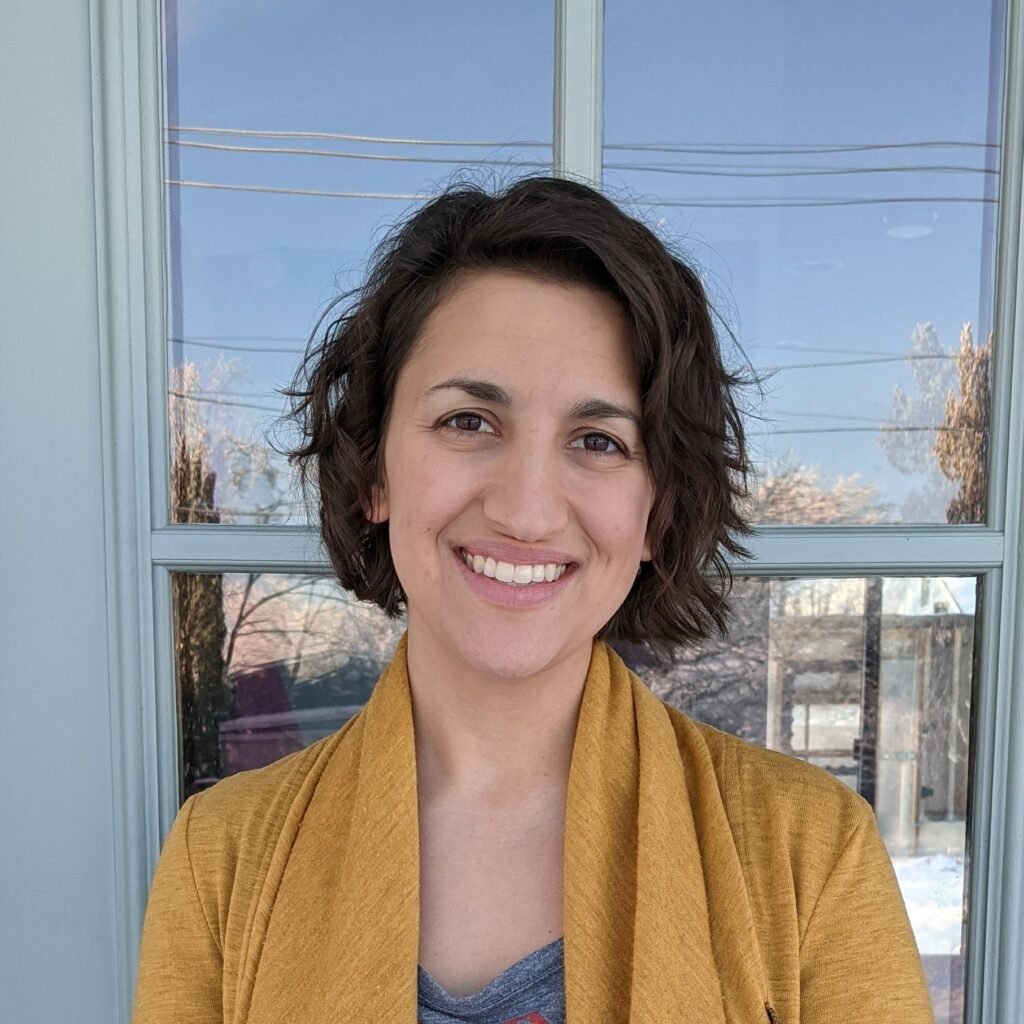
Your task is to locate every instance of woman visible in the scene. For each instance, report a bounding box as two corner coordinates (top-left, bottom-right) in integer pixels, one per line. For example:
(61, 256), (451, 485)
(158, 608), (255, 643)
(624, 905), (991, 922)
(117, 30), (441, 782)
(133, 176), (934, 1023)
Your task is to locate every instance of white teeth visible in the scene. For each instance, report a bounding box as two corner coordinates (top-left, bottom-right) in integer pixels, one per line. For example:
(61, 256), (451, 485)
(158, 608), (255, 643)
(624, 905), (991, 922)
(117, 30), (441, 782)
(460, 550), (569, 586)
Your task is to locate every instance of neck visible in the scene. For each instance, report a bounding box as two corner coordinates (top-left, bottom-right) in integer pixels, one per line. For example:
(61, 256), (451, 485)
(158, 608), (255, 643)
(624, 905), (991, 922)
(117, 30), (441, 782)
(404, 621), (592, 814)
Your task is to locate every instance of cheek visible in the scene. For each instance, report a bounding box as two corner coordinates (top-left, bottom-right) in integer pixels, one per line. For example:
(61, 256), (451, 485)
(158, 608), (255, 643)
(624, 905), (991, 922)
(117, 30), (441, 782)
(579, 477), (654, 560)
(387, 448), (476, 542)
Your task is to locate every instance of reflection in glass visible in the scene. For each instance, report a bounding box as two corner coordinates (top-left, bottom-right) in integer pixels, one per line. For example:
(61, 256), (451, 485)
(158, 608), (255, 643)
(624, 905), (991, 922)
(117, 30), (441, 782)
(173, 572), (404, 796)
(163, 1), (554, 524)
(174, 570), (974, 1024)
(603, 1), (1003, 524)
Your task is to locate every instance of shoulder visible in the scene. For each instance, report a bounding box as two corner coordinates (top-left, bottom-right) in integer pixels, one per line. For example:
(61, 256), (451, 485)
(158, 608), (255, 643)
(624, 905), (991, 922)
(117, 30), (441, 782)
(178, 729), (343, 882)
(640, 696), (931, 1012)
(191, 733), (332, 820)
(663, 704), (875, 877)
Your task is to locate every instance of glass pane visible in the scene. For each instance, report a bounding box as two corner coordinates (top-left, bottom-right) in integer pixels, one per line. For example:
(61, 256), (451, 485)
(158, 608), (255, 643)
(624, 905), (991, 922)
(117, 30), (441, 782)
(163, 1), (555, 524)
(604, 2), (1004, 524)
(174, 569), (975, 1023)
(173, 572), (405, 794)
(614, 574), (976, 1024)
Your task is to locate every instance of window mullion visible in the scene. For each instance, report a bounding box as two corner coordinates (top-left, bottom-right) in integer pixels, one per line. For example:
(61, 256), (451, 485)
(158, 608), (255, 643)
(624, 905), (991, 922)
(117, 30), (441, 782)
(151, 523), (1005, 576)
(554, 0), (603, 182)
(742, 527), (1004, 575)
(152, 525), (332, 572)
(968, 0), (1024, 1019)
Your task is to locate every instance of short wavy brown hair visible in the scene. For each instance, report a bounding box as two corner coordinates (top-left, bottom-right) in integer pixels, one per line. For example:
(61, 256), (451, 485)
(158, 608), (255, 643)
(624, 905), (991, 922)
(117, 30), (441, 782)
(283, 173), (754, 651)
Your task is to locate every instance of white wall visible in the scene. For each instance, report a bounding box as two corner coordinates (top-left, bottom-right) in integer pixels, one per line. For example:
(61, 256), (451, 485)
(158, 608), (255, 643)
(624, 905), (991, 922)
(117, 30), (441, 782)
(0, 2), (120, 1019)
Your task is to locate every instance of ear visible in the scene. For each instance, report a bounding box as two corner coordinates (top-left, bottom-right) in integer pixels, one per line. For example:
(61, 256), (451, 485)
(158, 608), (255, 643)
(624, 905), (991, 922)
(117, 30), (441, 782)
(363, 478), (390, 524)
(641, 527), (653, 563)
(641, 488), (655, 562)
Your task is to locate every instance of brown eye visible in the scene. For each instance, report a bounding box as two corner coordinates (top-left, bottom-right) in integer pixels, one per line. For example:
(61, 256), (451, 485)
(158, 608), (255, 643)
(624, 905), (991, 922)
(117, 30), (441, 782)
(440, 412), (495, 434)
(571, 432), (625, 455)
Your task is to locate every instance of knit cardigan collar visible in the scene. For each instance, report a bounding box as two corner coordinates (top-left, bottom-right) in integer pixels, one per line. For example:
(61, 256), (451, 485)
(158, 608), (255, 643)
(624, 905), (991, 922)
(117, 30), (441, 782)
(242, 634), (772, 1023)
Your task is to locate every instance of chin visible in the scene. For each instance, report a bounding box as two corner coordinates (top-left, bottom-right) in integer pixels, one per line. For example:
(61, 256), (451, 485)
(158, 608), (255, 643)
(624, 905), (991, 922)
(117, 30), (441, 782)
(443, 620), (588, 682)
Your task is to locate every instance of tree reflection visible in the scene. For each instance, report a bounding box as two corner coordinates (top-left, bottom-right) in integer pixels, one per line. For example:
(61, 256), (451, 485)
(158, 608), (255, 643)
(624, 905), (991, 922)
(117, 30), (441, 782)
(879, 321), (991, 523)
(170, 364), (230, 795)
(751, 456), (885, 524)
(935, 324), (990, 524)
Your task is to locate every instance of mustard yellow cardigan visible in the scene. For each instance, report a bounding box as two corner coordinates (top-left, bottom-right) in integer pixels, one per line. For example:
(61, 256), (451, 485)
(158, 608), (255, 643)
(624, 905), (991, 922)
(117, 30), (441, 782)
(133, 636), (934, 1023)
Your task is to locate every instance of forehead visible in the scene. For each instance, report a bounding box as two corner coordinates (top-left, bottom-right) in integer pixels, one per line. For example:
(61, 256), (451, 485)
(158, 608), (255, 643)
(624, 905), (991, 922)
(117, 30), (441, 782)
(403, 269), (637, 398)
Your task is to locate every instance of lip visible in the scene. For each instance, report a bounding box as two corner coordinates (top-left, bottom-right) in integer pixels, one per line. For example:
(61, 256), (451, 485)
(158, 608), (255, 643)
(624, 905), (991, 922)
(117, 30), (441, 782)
(454, 540), (579, 567)
(452, 547), (578, 609)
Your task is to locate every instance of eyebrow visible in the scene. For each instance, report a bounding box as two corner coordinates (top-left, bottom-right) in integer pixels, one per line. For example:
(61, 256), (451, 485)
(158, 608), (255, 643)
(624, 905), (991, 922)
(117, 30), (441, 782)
(568, 397), (642, 429)
(424, 376), (642, 428)
(425, 376), (511, 406)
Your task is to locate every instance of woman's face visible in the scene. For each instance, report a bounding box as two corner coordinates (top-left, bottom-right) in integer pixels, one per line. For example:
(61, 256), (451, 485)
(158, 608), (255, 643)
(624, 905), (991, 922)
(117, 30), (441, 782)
(372, 269), (655, 681)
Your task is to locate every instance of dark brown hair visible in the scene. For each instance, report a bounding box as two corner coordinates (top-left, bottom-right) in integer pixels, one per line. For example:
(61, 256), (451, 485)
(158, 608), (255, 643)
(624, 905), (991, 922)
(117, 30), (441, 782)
(283, 173), (754, 651)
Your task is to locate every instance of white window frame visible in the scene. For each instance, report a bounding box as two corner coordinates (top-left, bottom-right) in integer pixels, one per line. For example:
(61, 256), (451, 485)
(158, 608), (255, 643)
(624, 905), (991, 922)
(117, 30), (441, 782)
(91, 0), (1024, 1018)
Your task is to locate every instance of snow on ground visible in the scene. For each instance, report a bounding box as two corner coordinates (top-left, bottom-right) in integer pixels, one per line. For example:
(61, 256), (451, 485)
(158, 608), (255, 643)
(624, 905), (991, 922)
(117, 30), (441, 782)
(891, 855), (965, 955)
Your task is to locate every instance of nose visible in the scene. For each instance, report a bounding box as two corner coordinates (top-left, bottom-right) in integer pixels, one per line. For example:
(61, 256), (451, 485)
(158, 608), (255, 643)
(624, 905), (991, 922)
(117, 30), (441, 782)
(480, 432), (570, 542)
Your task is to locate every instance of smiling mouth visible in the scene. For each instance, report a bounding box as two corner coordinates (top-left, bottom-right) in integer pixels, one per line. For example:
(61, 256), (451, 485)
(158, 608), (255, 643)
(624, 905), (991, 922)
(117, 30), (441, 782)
(457, 548), (572, 586)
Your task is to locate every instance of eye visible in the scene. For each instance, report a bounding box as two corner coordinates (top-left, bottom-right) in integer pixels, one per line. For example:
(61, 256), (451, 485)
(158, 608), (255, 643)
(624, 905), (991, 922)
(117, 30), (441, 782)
(569, 432), (627, 456)
(440, 412), (496, 434)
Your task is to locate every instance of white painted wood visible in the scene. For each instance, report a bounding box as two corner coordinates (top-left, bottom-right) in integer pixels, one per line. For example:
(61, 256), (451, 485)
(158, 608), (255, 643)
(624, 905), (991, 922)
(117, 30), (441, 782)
(966, 1), (1024, 1019)
(554, 0), (603, 182)
(151, 525), (331, 570)
(0, 2), (120, 1020)
(742, 527), (1004, 574)
(149, 522), (1004, 574)
(89, 0), (168, 1016)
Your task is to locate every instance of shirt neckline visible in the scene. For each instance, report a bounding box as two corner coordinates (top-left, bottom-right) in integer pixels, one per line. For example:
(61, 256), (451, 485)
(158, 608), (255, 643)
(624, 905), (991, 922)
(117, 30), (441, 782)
(417, 935), (565, 1013)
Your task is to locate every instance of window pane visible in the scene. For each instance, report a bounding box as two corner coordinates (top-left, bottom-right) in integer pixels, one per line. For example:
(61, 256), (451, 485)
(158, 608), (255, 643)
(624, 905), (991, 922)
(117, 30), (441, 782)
(163, 1), (554, 524)
(173, 569), (975, 1022)
(604, 2), (1004, 524)
(614, 575), (976, 1024)
(173, 572), (403, 795)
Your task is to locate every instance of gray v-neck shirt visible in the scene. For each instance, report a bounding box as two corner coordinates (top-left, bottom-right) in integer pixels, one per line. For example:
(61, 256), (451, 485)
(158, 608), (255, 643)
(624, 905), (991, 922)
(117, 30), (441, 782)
(417, 936), (565, 1024)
